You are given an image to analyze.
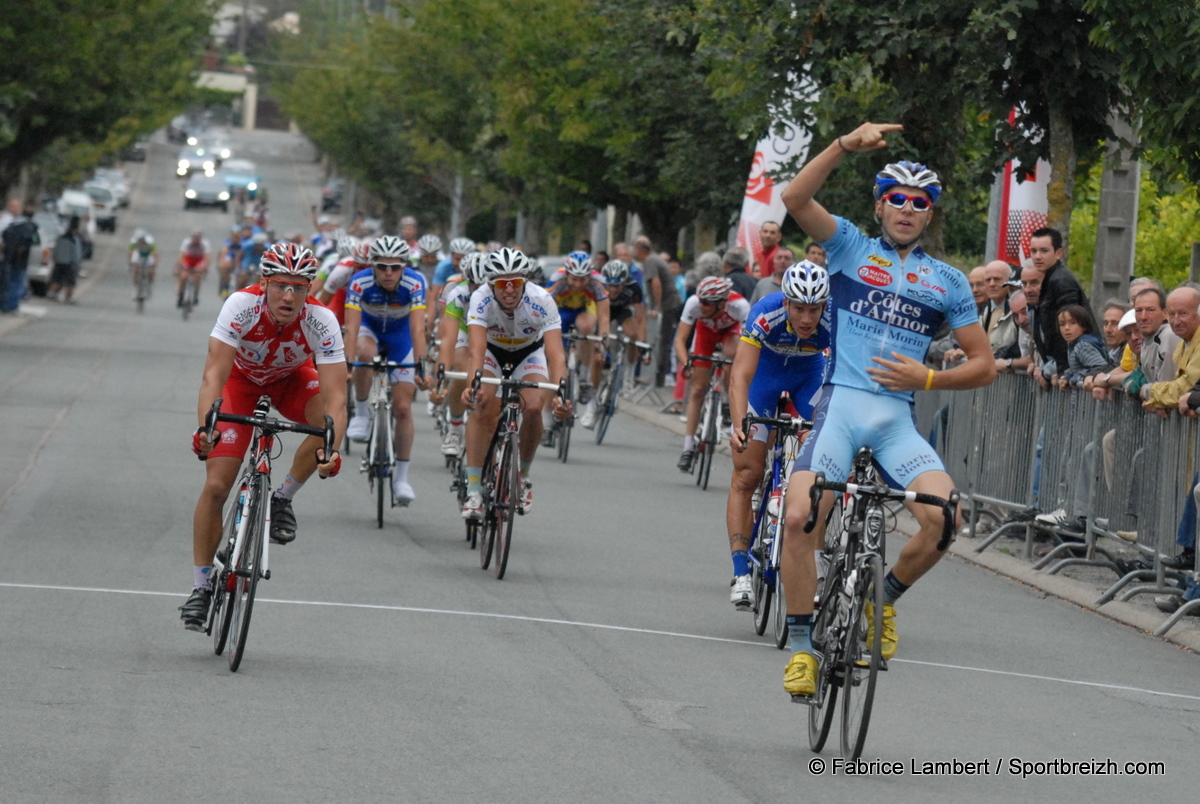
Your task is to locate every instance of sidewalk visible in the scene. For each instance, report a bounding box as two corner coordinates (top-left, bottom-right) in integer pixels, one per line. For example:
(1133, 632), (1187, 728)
(617, 379), (1200, 653)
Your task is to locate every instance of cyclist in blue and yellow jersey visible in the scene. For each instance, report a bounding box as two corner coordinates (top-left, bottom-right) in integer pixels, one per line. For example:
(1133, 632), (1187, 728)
(460, 248), (569, 519)
(344, 235), (431, 505)
(726, 261), (830, 610)
(544, 253), (609, 431)
(776, 122), (995, 698)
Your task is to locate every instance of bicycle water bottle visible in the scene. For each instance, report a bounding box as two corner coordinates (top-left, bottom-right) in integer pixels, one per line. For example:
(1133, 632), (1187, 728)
(235, 488), (245, 527)
(765, 488), (783, 542)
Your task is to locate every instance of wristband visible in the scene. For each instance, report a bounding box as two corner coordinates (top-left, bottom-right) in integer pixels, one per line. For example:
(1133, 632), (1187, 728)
(837, 136), (850, 153)
(924, 368), (935, 391)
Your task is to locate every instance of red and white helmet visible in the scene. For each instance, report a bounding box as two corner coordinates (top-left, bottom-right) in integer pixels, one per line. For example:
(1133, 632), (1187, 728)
(260, 243), (319, 279)
(352, 241), (373, 264)
(695, 276), (733, 303)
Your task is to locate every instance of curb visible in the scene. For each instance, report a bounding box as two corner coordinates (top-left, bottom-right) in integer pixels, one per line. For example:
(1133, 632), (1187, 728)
(618, 387), (1200, 653)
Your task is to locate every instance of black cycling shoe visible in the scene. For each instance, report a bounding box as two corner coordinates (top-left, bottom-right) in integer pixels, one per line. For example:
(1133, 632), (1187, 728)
(179, 587), (212, 632)
(677, 449), (695, 472)
(270, 495), (298, 544)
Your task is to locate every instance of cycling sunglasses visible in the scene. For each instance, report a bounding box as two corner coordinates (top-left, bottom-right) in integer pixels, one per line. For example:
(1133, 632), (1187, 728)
(881, 192), (933, 211)
(372, 262), (405, 273)
(490, 277), (526, 292)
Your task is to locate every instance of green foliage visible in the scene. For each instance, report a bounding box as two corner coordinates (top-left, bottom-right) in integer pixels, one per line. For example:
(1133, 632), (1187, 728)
(1069, 161), (1200, 289)
(0, 0), (212, 192)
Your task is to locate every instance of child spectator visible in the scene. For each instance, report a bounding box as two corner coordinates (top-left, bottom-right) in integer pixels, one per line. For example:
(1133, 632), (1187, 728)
(1056, 304), (1111, 389)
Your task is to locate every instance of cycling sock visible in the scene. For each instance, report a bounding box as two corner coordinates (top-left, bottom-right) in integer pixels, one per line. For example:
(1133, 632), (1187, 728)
(394, 460), (410, 484)
(194, 566), (211, 590)
(683, 434), (695, 451)
(355, 400), (370, 418)
(450, 418), (464, 430)
(731, 549), (749, 577)
(883, 570), (910, 605)
(520, 461), (532, 477)
(467, 468), (482, 496)
(787, 614), (814, 654)
(275, 475), (303, 500)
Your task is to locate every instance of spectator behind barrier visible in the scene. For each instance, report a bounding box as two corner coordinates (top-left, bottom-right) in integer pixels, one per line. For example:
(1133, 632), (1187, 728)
(1028, 227), (1089, 389)
(1055, 304), (1112, 390)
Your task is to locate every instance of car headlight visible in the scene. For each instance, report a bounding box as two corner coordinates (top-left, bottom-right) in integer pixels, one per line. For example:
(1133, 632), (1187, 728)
(218, 192), (230, 201)
(203, 161), (215, 171)
(177, 168), (188, 176)
(247, 182), (257, 191)
(220, 149), (231, 159)
(178, 159), (189, 168)
(187, 136), (197, 146)
(185, 189), (197, 199)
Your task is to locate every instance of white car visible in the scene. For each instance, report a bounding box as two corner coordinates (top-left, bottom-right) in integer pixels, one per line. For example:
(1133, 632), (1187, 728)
(57, 190), (98, 241)
(92, 168), (131, 207)
(81, 182), (118, 232)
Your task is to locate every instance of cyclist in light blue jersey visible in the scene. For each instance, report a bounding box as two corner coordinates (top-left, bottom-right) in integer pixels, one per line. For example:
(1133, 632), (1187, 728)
(726, 261), (831, 610)
(776, 122), (995, 698)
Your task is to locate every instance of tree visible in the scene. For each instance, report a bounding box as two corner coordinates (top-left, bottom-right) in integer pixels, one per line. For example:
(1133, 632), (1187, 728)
(0, 0), (211, 195)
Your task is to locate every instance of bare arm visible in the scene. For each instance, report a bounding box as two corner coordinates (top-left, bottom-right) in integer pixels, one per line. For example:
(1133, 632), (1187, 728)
(674, 320), (694, 373)
(867, 321), (996, 393)
(728, 341), (760, 450)
(343, 306), (362, 365)
(781, 122), (903, 243)
(196, 338), (237, 427)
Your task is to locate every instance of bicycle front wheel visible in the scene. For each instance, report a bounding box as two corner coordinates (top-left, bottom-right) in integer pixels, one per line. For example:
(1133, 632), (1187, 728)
(493, 433), (520, 579)
(595, 366), (619, 445)
(227, 475), (267, 672)
(840, 553), (884, 760)
(557, 414), (572, 463)
(479, 440), (502, 570)
(751, 514), (774, 637)
(373, 411), (389, 528)
(807, 563), (842, 752)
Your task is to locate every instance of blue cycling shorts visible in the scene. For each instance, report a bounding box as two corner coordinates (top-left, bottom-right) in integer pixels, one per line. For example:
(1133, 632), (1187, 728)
(792, 384), (943, 488)
(746, 363), (824, 443)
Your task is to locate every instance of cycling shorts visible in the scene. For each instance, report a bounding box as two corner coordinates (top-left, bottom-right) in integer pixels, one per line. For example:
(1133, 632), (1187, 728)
(560, 306), (593, 335)
(792, 384), (943, 489)
(484, 340), (547, 382)
(747, 365), (824, 444)
(208, 365), (321, 461)
(181, 254), (208, 271)
(358, 327), (417, 385)
(691, 321), (741, 369)
(611, 306), (635, 326)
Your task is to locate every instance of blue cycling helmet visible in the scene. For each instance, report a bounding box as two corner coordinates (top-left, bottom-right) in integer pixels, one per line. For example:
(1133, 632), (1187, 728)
(873, 161), (941, 204)
(566, 250), (591, 265)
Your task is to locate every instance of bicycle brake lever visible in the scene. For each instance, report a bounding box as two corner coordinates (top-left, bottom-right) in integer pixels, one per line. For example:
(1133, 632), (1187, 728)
(803, 472), (826, 533)
(937, 490), (960, 552)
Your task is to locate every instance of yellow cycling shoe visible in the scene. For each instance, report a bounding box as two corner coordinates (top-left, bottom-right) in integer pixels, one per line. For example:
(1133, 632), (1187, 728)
(783, 651), (818, 698)
(865, 600), (897, 660)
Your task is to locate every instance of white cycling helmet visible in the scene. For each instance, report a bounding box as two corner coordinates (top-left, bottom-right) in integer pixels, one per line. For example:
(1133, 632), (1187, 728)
(482, 247), (531, 280)
(369, 234), (411, 262)
(781, 260), (831, 304)
(449, 237), (475, 256)
(873, 161), (942, 203)
(462, 252), (486, 286)
(417, 234), (443, 255)
(562, 255), (593, 277)
(336, 234), (359, 259)
(600, 259), (630, 285)
(260, 243), (319, 279)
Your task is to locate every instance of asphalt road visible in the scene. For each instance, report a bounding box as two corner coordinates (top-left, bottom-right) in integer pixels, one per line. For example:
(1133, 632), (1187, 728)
(0, 130), (1196, 802)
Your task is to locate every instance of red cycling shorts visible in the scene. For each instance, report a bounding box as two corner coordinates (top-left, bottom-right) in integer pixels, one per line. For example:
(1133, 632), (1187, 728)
(182, 253), (208, 271)
(208, 364), (321, 460)
(691, 320), (740, 368)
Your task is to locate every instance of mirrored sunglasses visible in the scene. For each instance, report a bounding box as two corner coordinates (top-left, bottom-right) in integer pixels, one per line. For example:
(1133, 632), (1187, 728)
(882, 192), (933, 211)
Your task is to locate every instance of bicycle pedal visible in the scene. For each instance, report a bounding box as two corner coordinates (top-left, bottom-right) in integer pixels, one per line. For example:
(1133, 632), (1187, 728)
(790, 693), (815, 705)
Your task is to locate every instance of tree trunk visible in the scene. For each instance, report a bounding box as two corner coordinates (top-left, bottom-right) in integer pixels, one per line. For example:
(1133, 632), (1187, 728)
(1046, 99), (1076, 258)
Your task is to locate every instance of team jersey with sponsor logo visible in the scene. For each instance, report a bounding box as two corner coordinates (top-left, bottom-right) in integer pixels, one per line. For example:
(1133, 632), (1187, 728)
(180, 237), (211, 257)
(444, 280), (472, 327)
(321, 258), (362, 294)
(680, 293), (751, 333)
(210, 287), (345, 385)
(546, 273), (608, 311)
(820, 215), (977, 400)
(740, 291), (830, 371)
(467, 282), (562, 349)
(345, 267), (427, 335)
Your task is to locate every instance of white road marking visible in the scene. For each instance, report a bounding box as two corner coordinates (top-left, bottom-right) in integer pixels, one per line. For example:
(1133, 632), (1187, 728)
(2, 580), (1197, 703)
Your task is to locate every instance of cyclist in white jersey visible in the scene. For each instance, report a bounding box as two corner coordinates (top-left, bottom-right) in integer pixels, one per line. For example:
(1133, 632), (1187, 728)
(460, 248), (569, 519)
(775, 122), (995, 698)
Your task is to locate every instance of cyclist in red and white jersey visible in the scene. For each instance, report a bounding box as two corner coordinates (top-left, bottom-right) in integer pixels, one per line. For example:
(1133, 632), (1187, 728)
(177, 228), (212, 309)
(316, 236), (366, 325)
(673, 276), (751, 471)
(180, 243), (347, 631)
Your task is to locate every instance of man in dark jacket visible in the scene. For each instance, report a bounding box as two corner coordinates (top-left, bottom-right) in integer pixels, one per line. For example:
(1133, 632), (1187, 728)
(1028, 227), (1088, 387)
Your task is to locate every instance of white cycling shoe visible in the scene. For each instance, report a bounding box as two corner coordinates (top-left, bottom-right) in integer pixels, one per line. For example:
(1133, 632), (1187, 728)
(392, 478), (415, 506)
(347, 414), (371, 443)
(730, 575), (755, 610)
(462, 492), (484, 521)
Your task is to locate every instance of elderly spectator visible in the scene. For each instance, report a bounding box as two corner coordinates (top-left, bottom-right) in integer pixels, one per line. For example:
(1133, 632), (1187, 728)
(722, 246), (758, 300)
(751, 245), (795, 304)
(968, 265), (987, 314)
(1099, 301), (1130, 363)
(755, 221), (782, 279)
(994, 290), (1035, 375)
(982, 260), (1016, 353)
(1140, 286), (1200, 414)
(1086, 308), (1138, 395)
(1028, 227), (1088, 387)
(1130, 286), (1180, 394)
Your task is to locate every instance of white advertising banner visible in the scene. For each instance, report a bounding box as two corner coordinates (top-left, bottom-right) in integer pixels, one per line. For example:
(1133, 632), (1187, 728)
(735, 119), (811, 271)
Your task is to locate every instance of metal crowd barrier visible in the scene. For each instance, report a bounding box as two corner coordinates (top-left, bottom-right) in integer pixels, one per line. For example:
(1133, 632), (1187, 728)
(926, 376), (1198, 636)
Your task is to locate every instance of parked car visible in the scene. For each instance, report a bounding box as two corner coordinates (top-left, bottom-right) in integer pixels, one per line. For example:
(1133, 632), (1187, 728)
(167, 115), (191, 144)
(219, 159), (262, 199)
(321, 177), (344, 211)
(176, 146), (216, 177)
(184, 172), (231, 212)
(92, 168), (130, 207)
(81, 182), (118, 232)
(24, 211), (62, 296)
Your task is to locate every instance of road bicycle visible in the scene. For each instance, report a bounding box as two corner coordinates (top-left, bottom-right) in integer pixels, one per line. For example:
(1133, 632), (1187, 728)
(180, 276), (199, 320)
(202, 396), (334, 672)
(131, 253), (154, 314)
(685, 351), (734, 491)
(349, 355), (423, 528)
(544, 333), (590, 462)
(451, 368), (567, 579)
(741, 404), (809, 648)
(593, 332), (652, 445)
(801, 447), (958, 759)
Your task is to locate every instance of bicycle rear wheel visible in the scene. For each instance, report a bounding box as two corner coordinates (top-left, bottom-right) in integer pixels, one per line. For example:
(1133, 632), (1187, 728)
(807, 565), (842, 752)
(595, 365), (619, 445)
(493, 433), (520, 579)
(840, 552), (884, 760)
(751, 499), (774, 636)
(479, 440), (501, 569)
(772, 567), (787, 649)
(227, 474), (266, 672)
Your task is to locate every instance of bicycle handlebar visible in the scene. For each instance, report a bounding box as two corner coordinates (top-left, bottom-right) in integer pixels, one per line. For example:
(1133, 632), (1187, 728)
(203, 397), (336, 472)
(348, 357), (425, 379)
(802, 471), (960, 552)
(740, 412), (811, 437)
(566, 332), (653, 351)
(686, 352), (734, 368)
